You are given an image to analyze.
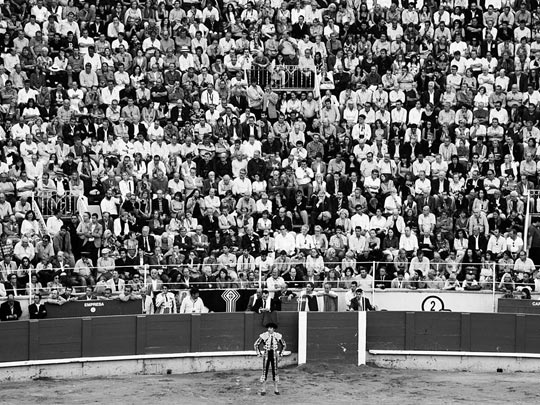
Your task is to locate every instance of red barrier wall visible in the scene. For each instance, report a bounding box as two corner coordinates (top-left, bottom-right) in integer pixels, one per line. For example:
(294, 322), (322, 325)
(3, 312), (540, 365)
(0, 312), (298, 364)
(366, 312), (540, 353)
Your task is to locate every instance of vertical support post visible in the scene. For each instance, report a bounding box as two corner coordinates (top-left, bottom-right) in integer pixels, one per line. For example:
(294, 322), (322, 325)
(81, 317), (93, 357)
(405, 312), (415, 350)
(492, 264), (497, 313)
(243, 312), (254, 351)
(190, 314), (201, 353)
(136, 315), (146, 355)
(28, 320), (39, 361)
(358, 311), (367, 366)
(460, 313), (471, 352)
(371, 261), (376, 307)
(298, 311), (307, 365)
(515, 314), (526, 353)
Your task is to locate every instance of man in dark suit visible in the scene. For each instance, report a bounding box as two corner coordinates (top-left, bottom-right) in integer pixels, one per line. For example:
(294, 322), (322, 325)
(468, 227), (488, 253)
(283, 267), (305, 289)
(401, 138), (424, 160)
(420, 82), (441, 108)
(344, 172), (363, 196)
(374, 267), (392, 289)
(272, 209), (293, 231)
(273, 286), (297, 311)
(421, 134), (440, 157)
(4, 274), (21, 297)
(244, 289), (262, 313)
(137, 226), (156, 256)
(310, 191), (332, 228)
(489, 190), (508, 214)
(0, 294), (22, 321)
(240, 226), (260, 254)
(174, 228), (193, 256)
(464, 171), (485, 195)
(152, 191), (171, 217)
(75, 116), (97, 140)
(387, 135), (409, 159)
(326, 172), (347, 196)
(87, 15), (108, 38)
(431, 171), (450, 196)
(230, 90), (248, 112)
(28, 294), (47, 319)
(252, 290), (277, 313)
(291, 16), (310, 39)
(509, 69), (529, 92)
(38, 99), (57, 121)
(501, 135), (524, 163)
(197, 266), (216, 289)
(330, 191), (349, 216)
(348, 288), (375, 311)
(247, 150), (267, 180)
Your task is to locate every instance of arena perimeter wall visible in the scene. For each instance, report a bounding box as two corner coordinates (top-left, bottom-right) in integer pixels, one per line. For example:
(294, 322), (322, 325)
(2, 312), (540, 378)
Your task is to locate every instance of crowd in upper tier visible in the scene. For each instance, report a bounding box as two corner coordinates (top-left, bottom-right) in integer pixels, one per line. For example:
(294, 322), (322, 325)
(0, 0), (540, 304)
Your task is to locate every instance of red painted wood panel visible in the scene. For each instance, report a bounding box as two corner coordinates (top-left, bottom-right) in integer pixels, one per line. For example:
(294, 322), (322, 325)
(306, 312), (358, 363)
(199, 313), (245, 352)
(469, 313), (516, 352)
(144, 315), (191, 354)
(36, 318), (82, 360)
(0, 321), (29, 362)
(90, 316), (137, 357)
(366, 311), (406, 350)
(413, 312), (461, 351)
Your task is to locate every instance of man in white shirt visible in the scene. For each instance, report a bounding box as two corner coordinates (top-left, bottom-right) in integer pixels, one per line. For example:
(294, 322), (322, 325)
(399, 227), (418, 256)
(348, 227), (367, 256)
(179, 288), (206, 313)
(274, 227), (296, 256)
(487, 228), (507, 258)
(265, 269), (287, 299)
(351, 207), (370, 233)
(232, 169), (252, 195)
(100, 190), (120, 217)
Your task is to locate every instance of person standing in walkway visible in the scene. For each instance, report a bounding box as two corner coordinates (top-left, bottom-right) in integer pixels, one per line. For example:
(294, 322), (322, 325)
(254, 322), (286, 396)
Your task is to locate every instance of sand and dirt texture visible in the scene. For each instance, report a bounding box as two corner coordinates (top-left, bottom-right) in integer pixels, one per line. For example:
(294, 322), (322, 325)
(1, 363), (539, 404)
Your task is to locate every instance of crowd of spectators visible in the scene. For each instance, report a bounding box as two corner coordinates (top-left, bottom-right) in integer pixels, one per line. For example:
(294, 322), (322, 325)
(1, 0), (540, 313)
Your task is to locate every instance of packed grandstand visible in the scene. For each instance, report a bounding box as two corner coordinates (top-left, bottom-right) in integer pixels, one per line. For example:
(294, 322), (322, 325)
(0, 0), (540, 318)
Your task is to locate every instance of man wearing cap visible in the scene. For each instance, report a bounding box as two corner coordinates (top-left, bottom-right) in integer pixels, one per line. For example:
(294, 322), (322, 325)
(178, 46), (195, 72)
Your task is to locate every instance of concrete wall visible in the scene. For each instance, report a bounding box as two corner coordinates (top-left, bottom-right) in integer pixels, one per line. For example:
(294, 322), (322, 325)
(0, 354), (298, 382)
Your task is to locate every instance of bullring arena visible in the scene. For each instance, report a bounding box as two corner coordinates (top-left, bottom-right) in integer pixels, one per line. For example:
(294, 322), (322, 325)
(3, 0), (540, 402)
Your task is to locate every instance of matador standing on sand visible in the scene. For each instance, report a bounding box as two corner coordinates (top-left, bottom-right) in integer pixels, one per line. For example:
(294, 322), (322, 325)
(254, 322), (286, 396)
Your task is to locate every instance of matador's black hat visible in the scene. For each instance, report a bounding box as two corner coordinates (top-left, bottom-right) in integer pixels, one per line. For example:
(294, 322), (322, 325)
(265, 322), (278, 329)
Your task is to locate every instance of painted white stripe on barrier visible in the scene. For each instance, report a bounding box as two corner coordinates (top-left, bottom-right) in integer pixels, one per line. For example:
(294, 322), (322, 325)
(369, 350), (540, 358)
(0, 351), (258, 369)
(358, 311), (367, 366)
(298, 311), (307, 365)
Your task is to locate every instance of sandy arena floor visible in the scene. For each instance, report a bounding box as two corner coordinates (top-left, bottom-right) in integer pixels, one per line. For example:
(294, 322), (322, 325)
(1, 363), (539, 404)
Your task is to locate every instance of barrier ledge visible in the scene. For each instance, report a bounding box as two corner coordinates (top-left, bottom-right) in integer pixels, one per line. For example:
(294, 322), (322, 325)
(367, 350), (540, 372)
(0, 351), (298, 382)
